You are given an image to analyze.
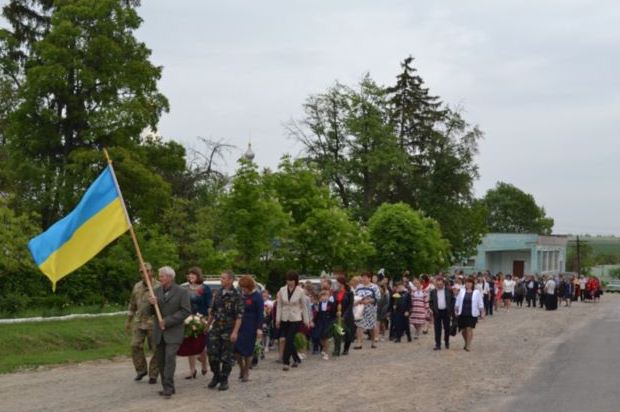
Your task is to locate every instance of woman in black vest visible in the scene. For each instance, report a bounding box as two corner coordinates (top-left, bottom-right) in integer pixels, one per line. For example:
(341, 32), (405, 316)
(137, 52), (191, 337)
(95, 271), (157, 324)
(332, 276), (355, 356)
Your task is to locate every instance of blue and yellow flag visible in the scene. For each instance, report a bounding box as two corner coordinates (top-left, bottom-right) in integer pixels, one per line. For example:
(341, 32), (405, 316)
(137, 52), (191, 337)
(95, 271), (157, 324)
(28, 166), (130, 291)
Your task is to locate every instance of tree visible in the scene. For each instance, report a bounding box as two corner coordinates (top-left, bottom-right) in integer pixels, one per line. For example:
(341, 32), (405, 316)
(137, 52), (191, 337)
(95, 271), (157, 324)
(264, 155), (334, 224)
(346, 75), (405, 220)
(220, 159), (289, 275)
(0, 197), (38, 278)
(368, 203), (449, 278)
(385, 58), (484, 261)
(292, 57), (485, 260)
(288, 83), (352, 208)
(295, 207), (373, 274)
(385, 55), (444, 206)
(1, 0), (168, 228)
(483, 182), (554, 234)
(264, 155), (373, 274)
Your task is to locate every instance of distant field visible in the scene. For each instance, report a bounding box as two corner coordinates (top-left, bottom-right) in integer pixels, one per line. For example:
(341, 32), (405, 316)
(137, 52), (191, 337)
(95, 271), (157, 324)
(0, 315), (129, 374)
(568, 236), (620, 257)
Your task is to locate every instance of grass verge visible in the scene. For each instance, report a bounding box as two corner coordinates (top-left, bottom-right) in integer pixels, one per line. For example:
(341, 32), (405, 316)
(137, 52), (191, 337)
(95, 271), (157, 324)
(0, 315), (129, 374)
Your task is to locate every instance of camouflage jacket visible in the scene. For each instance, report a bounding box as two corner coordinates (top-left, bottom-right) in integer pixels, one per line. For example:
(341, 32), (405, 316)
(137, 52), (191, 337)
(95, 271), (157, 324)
(210, 287), (244, 333)
(127, 279), (160, 330)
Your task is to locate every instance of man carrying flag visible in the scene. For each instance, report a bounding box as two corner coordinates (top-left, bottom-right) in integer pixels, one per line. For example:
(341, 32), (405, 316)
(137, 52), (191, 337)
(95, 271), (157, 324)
(27, 151), (171, 385)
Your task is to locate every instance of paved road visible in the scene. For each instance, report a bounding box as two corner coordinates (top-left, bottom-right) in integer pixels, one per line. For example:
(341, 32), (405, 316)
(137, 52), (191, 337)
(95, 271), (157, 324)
(497, 299), (620, 412)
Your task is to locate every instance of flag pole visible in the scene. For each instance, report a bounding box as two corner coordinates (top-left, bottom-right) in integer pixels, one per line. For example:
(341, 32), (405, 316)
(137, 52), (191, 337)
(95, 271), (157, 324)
(103, 148), (163, 324)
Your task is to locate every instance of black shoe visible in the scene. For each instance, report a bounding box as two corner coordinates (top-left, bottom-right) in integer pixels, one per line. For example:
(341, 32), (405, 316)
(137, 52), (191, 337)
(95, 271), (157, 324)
(207, 375), (219, 389)
(445, 343), (450, 349)
(134, 372), (147, 381)
(433, 346), (441, 351)
(218, 380), (229, 391)
(394, 338), (401, 343)
(342, 349), (349, 355)
(148, 378), (157, 384)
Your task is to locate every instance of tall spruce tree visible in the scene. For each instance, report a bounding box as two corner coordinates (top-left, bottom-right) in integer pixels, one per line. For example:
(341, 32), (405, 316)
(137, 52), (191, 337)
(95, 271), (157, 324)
(385, 56), (445, 206)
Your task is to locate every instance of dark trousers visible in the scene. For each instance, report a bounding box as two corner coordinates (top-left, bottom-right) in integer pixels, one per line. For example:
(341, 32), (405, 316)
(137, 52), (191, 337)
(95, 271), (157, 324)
(155, 340), (180, 394)
(539, 293), (545, 308)
(487, 292), (494, 315)
(434, 310), (451, 348)
(515, 294), (524, 307)
(526, 293), (536, 307)
(333, 320), (354, 355)
(580, 290), (586, 301)
(391, 313), (410, 341)
(280, 321), (301, 366)
(483, 294), (490, 315)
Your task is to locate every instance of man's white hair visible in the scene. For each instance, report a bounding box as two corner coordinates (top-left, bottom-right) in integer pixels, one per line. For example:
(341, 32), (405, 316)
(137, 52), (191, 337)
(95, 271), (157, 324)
(158, 266), (176, 279)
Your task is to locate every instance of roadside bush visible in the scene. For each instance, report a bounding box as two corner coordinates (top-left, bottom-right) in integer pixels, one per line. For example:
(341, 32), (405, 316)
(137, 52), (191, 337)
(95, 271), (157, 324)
(0, 293), (31, 315)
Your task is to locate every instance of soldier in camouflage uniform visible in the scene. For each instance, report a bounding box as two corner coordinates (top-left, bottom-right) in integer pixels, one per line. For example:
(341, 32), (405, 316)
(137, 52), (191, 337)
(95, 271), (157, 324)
(126, 263), (160, 383)
(205, 270), (244, 391)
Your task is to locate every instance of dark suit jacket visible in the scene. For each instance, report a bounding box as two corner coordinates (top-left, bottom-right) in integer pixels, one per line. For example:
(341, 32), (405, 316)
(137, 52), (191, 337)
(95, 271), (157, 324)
(526, 280), (539, 296)
(150, 283), (191, 345)
(429, 287), (454, 318)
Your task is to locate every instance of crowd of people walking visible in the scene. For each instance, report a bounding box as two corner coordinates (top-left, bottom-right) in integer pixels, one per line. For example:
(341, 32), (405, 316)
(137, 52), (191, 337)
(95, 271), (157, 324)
(126, 265), (604, 398)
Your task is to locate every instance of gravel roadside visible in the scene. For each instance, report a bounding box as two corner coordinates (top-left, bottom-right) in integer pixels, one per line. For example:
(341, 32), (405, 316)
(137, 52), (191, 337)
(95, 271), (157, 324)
(0, 295), (613, 412)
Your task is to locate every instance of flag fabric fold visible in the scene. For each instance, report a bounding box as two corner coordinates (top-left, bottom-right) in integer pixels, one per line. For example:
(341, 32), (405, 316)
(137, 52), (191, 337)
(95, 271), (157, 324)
(28, 165), (130, 291)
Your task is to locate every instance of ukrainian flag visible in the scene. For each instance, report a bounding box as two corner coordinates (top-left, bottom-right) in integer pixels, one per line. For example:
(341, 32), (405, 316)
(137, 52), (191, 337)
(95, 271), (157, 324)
(28, 166), (130, 291)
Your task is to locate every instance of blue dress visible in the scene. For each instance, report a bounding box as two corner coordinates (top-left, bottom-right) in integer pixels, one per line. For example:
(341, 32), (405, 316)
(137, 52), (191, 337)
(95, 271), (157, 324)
(235, 291), (264, 357)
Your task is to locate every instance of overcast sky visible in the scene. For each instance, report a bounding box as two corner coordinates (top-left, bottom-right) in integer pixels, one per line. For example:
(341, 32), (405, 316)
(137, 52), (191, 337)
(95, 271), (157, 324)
(133, 1), (618, 235)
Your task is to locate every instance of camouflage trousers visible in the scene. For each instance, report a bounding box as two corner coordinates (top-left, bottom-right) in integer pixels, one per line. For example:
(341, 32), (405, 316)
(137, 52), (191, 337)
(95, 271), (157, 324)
(131, 327), (159, 379)
(207, 329), (234, 379)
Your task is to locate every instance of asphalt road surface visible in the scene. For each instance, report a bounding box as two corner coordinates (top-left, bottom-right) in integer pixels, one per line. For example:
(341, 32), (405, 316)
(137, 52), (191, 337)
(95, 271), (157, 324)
(493, 298), (620, 412)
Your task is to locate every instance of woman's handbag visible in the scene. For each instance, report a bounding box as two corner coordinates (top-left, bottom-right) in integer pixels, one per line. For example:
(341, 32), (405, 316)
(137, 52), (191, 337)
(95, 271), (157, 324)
(353, 296), (364, 321)
(449, 319), (458, 336)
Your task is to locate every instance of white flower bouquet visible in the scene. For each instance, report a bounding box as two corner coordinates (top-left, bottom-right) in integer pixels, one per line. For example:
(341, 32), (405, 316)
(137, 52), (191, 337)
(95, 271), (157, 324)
(183, 314), (206, 339)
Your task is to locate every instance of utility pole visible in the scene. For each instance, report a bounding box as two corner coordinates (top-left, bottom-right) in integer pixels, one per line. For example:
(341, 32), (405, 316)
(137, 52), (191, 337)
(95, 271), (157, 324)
(576, 235), (581, 275)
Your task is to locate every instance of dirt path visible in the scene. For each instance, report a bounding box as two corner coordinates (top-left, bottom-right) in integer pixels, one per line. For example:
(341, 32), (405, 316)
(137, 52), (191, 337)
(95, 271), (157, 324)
(0, 296), (615, 412)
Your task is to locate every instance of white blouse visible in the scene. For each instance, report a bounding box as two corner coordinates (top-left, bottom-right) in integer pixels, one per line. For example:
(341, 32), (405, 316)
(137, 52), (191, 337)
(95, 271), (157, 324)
(503, 280), (516, 294)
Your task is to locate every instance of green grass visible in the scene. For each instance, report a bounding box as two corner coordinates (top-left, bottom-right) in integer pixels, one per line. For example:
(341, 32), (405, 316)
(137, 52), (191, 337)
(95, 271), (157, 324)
(0, 315), (129, 374)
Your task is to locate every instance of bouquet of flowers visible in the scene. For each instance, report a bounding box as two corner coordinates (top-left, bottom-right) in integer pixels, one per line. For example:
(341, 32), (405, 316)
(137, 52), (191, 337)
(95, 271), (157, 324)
(254, 341), (264, 359)
(294, 332), (308, 352)
(183, 314), (206, 339)
(330, 318), (345, 338)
